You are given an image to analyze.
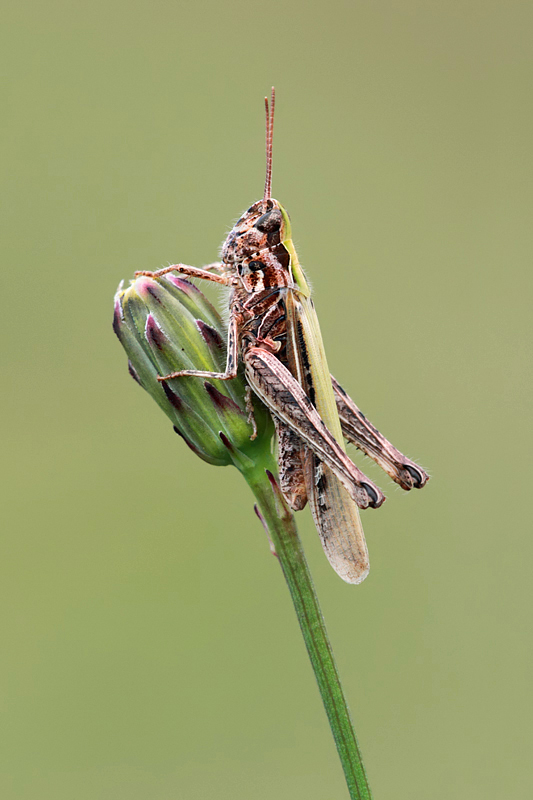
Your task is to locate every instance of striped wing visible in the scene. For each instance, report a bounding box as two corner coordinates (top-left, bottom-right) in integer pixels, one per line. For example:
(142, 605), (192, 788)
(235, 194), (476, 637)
(283, 265), (370, 584)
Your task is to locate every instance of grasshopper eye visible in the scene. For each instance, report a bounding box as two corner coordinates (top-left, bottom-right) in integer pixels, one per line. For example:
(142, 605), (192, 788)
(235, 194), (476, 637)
(255, 209), (282, 233)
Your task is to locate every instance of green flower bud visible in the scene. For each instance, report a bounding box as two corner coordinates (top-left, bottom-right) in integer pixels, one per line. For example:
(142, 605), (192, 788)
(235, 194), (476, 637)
(113, 273), (273, 468)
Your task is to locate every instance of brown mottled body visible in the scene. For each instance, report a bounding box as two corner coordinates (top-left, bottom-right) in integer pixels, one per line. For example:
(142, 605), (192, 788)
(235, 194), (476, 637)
(135, 89), (429, 583)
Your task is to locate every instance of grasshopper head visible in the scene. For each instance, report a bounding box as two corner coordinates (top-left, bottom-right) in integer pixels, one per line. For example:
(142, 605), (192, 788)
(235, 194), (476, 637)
(222, 88), (292, 266)
(221, 198), (288, 263)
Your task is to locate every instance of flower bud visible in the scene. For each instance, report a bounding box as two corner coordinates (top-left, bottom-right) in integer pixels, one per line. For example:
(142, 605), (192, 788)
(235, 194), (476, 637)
(113, 273), (273, 468)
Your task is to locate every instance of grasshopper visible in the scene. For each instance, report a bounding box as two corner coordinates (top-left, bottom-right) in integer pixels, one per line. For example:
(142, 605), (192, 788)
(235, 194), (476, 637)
(136, 89), (428, 583)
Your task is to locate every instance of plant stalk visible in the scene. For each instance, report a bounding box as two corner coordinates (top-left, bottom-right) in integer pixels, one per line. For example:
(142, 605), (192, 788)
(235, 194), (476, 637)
(242, 457), (373, 800)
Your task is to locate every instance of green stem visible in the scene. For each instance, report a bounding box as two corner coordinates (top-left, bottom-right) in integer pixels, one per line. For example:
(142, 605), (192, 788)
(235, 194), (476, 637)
(242, 456), (373, 800)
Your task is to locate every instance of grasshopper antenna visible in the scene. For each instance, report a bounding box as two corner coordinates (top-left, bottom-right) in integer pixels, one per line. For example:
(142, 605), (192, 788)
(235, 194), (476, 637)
(263, 86), (275, 206)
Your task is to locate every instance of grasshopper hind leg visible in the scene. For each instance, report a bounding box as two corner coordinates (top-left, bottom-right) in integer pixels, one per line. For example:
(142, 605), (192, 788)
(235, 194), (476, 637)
(274, 419), (308, 511)
(244, 346), (384, 510)
(331, 375), (430, 491)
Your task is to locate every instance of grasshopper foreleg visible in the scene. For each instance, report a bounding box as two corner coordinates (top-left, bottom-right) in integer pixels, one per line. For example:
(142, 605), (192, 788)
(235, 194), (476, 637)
(244, 347), (385, 509)
(331, 376), (430, 491)
(157, 311), (241, 382)
(135, 262), (230, 285)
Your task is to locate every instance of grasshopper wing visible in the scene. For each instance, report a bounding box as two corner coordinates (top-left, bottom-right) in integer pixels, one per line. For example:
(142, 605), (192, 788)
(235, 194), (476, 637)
(283, 286), (372, 585)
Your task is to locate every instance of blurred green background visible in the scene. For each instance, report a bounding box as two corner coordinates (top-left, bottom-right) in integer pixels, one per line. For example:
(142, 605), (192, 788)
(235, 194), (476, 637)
(2, 1), (531, 798)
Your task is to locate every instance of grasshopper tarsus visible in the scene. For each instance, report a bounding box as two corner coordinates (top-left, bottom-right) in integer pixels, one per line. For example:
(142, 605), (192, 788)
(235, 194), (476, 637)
(361, 483), (385, 508)
(404, 464), (429, 489)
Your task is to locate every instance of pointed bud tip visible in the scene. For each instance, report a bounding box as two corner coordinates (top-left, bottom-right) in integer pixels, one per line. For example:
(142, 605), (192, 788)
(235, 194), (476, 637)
(266, 470), (278, 490)
(266, 470), (291, 519)
(134, 275), (155, 293)
(128, 360), (142, 385)
(112, 301), (123, 337)
(134, 276), (164, 305)
(205, 382), (244, 416)
(114, 280), (125, 303)
(112, 284), (125, 337)
(196, 320), (224, 350)
(145, 313), (168, 351)
(165, 274), (196, 294)
(162, 380), (183, 410)
(219, 431), (233, 452)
